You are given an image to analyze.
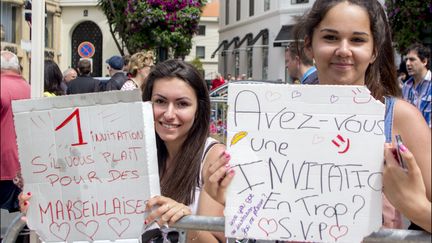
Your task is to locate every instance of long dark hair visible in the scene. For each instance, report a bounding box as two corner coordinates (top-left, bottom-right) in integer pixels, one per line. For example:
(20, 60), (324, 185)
(142, 59), (210, 205)
(293, 0), (401, 100)
(44, 60), (65, 95)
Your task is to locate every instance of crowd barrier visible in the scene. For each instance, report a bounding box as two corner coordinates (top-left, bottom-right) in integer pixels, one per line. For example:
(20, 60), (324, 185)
(3, 213), (431, 243)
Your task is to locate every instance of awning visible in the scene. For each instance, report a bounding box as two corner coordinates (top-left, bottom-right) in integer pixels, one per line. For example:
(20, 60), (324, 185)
(211, 40), (228, 58)
(211, 30), (268, 58)
(211, 37), (239, 58)
(235, 33), (253, 49)
(273, 25), (294, 47)
(248, 29), (268, 46)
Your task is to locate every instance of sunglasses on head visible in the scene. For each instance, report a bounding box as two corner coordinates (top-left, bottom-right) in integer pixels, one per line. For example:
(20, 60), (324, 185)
(142, 228), (180, 243)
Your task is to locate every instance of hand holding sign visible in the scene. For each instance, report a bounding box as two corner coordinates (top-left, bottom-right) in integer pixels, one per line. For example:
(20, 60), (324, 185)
(203, 150), (235, 206)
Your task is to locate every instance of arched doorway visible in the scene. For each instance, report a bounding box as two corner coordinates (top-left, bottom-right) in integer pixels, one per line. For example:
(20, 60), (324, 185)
(71, 21), (103, 77)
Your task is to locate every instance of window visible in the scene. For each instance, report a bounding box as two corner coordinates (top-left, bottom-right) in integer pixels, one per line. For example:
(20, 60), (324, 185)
(225, 0), (230, 25)
(236, 0), (241, 21)
(262, 34), (269, 80)
(197, 25), (206, 35)
(264, 0), (270, 11)
(0, 2), (17, 43)
(196, 46), (205, 59)
(45, 12), (54, 48)
(249, 0), (254, 16)
(247, 48), (253, 78)
(291, 0), (309, 3)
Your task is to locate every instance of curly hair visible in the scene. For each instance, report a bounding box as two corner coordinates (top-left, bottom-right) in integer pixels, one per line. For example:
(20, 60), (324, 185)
(128, 51), (155, 77)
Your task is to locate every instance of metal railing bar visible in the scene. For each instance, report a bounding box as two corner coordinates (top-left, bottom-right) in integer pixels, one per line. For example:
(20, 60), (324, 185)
(3, 212), (26, 243)
(4, 214), (431, 243)
(362, 228), (431, 243)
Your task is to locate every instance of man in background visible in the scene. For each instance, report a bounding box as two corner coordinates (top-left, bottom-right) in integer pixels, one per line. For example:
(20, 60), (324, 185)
(67, 59), (100, 94)
(104, 55), (127, 91)
(402, 43), (431, 127)
(62, 67), (77, 92)
(63, 68), (77, 83)
(285, 44), (318, 85)
(0, 51), (30, 212)
(211, 73), (225, 90)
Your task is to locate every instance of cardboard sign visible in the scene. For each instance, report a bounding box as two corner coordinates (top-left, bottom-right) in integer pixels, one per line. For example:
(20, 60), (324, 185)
(13, 90), (160, 242)
(225, 84), (384, 242)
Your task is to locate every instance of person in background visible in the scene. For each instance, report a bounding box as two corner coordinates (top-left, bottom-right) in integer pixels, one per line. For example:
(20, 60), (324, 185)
(62, 68), (77, 93)
(121, 51), (154, 91)
(210, 73), (225, 90)
(226, 73), (232, 81)
(402, 43), (431, 127)
(43, 60), (65, 97)
(0, 51), (30, 212)
(285, 43), (318, 84)
(67, 59), (100, 94)
(204, 0), (431, 233)
(104, 55), (128, 91)
(63, 68), (77, 83)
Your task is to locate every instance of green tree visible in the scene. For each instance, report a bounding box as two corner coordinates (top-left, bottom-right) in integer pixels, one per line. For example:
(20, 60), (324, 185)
(98, 0), (207, 59)
(189, 57), (204, 73)
(385, 0), (432, 53)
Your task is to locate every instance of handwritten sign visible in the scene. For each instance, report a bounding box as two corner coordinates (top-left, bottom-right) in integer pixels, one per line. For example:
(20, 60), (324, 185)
(225, 84), (384, 242)
(12, 90), (160, 242)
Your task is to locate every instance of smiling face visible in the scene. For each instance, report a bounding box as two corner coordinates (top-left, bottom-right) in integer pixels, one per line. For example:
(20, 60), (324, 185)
(308, 2), (376, 86)
(151, 77), (198, 148)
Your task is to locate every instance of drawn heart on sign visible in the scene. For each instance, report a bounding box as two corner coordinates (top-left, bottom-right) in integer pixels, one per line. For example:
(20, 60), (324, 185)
(291, 90), (302, 99)
(329, 224), (348, 241)
(330, 95), (339, 103)
(312, 135), (324, 144)
(108, 217), (131, 237)
(49, 222), (70, 241)
(265, 91), (281, 102)
(258, 218), (278, 236)
(75, 220), (99, 240)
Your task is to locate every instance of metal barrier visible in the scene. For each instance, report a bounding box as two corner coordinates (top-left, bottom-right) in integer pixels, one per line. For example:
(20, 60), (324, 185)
(3, 213), (431, 243)
(3, 213), (26, 243)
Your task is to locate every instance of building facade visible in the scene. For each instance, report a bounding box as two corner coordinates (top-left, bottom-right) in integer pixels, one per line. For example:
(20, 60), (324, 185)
(1, 0), (220, 80)
(0, 0), (119, 79)
(214, 0), (314, 81)
(1, 0), (62, 81)
(59, 0), (119, 77)
(185, 0), (220, 81)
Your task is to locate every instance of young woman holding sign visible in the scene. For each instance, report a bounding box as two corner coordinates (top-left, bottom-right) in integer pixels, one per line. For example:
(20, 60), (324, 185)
(205, 0), (431, 233)
(20, 60), (230, 242)
(139, 59), (228, 242)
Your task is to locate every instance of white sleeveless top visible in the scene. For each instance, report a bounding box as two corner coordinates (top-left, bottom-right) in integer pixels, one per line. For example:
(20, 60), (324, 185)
(189, 137), (220, 213)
